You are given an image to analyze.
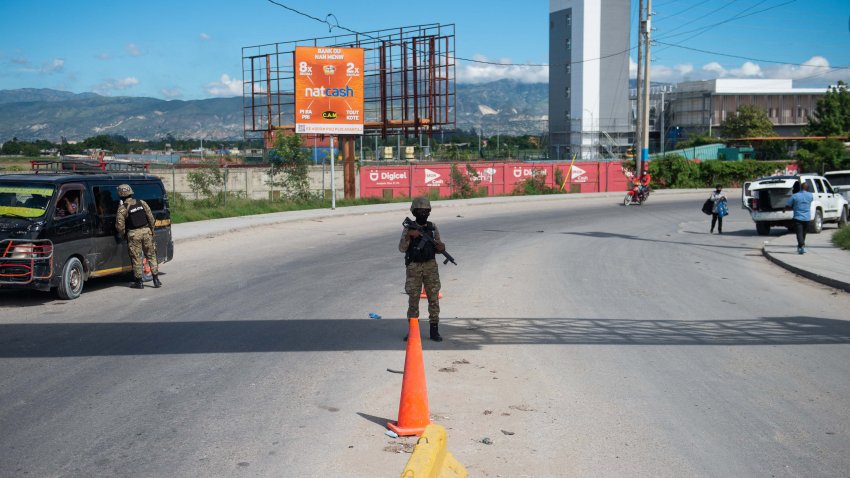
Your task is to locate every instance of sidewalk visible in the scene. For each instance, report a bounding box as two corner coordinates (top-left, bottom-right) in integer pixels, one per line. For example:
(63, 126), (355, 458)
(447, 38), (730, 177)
(762, 226), (850, 293)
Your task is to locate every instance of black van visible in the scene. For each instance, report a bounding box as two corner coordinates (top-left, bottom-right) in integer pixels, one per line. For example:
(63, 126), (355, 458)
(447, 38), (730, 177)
(0, 163), (173, 299)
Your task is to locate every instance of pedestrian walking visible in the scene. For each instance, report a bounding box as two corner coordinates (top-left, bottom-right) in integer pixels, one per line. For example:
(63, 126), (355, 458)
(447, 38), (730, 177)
(399, 197), (445, 341)
(116, 184), (162, 288)
(785, 182), (814, 254)
(709, 185), (727, 234)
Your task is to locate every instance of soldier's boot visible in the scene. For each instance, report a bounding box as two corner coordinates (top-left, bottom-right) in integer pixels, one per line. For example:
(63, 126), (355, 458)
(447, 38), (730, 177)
(152, 274), (162, 288)
(130, 279), (144, 289)
(429, 323), (443, 342)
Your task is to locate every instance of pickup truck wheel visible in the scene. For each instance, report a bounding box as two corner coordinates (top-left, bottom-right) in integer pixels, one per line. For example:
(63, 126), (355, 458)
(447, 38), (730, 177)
(839, 207), (848, 228)
(756, 222), (771, 236)
(57, 256), (84, 300)
(808, 209), (823, 234)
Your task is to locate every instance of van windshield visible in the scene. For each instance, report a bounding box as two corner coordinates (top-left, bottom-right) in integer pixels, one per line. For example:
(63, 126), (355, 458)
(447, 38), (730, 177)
(0, 183), (55, 218)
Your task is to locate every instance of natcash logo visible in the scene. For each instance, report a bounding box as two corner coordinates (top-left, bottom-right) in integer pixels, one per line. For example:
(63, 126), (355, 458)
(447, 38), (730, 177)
(304, 86), (355, 97)
(322, 111), (337, 120)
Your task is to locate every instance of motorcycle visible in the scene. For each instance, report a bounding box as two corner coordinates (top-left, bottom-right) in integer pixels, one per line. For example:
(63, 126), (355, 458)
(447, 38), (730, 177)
(624, 185), (650, 205)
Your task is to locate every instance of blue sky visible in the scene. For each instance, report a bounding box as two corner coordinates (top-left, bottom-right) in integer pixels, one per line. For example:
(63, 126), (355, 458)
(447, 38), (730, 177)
(0, 0), (848, 100)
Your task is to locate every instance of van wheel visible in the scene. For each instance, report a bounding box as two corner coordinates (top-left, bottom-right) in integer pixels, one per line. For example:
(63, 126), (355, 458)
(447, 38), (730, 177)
(808, 210), (823, 234)
(839, 207), (848, 228)
(756, 222), (770, 236)
(57, 257), (84, 300)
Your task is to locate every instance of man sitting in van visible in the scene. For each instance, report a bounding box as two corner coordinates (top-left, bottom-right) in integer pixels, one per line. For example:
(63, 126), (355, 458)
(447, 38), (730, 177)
(55, 192), (79, 217)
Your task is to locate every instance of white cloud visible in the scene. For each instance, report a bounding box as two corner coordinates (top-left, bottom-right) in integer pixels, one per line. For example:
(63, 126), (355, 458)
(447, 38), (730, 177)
(97, 52), (111, 60)
(457, 54), (548, 84)
(11, 57), (29, 66)
(41, 58), (64, 74)
(206, 74), (242, 96)
(636, 55), (848, 87)
(94, 76), (140, 94)
(160, 87), (183, 98)
(126, 43), (142, 57)
(200, 33), (211, 41)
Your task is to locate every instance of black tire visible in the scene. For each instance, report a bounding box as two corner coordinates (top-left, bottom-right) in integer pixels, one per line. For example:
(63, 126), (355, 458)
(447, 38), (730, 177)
(838, 207), (848, 228)
(756, 222), (771, 236)
(57, 256), (84, 300)
(808, 209), (823, 234)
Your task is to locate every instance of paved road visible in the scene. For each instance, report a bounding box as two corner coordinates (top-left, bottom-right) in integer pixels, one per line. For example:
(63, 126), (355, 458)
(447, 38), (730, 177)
(2, 193), (849, 477)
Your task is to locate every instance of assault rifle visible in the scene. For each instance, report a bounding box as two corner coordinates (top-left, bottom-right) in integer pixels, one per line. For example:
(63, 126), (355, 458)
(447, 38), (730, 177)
(403, 217), (458, 266)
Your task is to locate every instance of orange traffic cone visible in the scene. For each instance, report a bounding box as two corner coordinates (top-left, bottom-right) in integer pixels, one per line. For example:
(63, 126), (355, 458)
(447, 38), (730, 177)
(388, 318), (431, 436)
(420, 286), (443, 299)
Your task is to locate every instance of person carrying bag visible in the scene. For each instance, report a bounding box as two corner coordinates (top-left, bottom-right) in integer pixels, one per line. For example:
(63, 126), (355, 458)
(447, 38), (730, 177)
(708, 185), (728, 234)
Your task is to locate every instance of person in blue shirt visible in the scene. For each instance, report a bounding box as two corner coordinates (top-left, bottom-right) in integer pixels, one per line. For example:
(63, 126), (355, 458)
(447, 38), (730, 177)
(785, 182), (814, 254)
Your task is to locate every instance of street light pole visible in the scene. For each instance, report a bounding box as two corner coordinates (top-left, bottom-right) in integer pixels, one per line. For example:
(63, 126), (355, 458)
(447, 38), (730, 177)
(584, 108), (595, 161)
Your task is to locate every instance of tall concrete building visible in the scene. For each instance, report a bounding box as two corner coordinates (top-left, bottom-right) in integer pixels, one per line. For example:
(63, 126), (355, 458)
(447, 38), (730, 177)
(549, 0), (631, 160)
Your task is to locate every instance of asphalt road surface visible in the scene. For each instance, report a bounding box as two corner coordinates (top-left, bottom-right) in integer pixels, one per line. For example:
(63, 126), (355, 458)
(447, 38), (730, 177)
(2, 193), (849, 477)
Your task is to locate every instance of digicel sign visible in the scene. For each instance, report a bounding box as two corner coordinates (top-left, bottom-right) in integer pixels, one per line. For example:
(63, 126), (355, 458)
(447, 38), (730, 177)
(294, 46), (364, 135)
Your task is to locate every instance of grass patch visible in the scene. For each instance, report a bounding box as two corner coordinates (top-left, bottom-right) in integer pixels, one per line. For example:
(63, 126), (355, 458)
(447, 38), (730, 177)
(833, 226), (850, 250)
(169, 195), (409, 224)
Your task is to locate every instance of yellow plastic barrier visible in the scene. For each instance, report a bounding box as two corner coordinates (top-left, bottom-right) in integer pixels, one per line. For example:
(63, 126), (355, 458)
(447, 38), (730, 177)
(400, 424), (468, 478)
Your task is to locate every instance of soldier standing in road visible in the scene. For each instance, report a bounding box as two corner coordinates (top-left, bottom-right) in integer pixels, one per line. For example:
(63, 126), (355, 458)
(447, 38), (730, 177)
(400, 197), (446, 341)
(116, 184), (162, 289)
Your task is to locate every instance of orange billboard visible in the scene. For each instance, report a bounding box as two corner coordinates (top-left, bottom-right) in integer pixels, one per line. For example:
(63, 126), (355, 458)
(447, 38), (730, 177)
(294, 46), (365, 135)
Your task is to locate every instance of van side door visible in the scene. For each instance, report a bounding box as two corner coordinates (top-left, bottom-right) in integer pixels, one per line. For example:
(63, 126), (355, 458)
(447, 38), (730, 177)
(130, 182), (172, 264)
(88, 184), (126, 275)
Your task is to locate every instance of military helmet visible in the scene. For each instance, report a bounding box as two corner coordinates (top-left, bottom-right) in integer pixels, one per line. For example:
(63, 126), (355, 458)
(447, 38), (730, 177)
(117, 184), (134, 198)
(410, 196), (431, 212)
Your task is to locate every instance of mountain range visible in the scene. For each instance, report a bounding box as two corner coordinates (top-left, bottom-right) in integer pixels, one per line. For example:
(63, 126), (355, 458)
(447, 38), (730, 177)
(0, 80), (549, 142)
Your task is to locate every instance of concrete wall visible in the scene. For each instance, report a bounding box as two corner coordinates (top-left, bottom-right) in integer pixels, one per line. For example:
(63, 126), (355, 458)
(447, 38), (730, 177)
(154, 165), (354, 200)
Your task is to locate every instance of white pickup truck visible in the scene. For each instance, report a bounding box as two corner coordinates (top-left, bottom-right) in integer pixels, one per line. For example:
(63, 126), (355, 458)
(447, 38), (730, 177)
(742, 174), (849, 235)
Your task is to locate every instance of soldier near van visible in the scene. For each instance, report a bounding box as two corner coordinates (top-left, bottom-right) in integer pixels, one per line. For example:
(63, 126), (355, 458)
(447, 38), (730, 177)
(115, 184), (162, 288)
(399, 197), (446, 341)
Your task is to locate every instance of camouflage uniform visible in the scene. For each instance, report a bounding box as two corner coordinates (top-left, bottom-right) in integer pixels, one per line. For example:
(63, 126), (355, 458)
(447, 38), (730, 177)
(399, 224), (442, 324)
(400, 196), (447, 341)
(116, 197), (158, 280)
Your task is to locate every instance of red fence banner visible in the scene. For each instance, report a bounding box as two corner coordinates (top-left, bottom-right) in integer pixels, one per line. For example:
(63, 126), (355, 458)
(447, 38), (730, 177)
(360, 162), (632, 199)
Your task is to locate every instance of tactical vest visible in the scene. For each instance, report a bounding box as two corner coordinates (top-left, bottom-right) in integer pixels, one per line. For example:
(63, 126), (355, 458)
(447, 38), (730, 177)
(405, 223), (436, 264)
(126, 202), (149, 229)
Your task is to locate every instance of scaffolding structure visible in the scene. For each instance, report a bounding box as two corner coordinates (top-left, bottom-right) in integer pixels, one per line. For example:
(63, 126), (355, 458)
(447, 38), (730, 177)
(242, 23), (456, 142)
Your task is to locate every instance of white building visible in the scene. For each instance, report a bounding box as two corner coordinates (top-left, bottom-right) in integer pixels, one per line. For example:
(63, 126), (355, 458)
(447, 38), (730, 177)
(549, 0), (631, 160)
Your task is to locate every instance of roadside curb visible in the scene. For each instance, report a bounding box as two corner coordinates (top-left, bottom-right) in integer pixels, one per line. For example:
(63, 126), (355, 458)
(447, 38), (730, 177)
(762, 243), (850, 293)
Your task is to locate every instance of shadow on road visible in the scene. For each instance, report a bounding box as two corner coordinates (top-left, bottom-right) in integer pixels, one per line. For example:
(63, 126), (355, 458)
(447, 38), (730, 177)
(562, 230), (762, 251)
(1, 316), (848, 358)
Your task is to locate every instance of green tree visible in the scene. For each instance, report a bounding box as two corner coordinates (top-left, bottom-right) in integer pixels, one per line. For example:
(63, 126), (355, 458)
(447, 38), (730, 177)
(186, 161), (224, 201)
(794, 139), (850, 173)
(720, 104), (775, 139)
(268, 133), (313, 200)
(804, 80), (850, 136)
(1, 138), (22, 155)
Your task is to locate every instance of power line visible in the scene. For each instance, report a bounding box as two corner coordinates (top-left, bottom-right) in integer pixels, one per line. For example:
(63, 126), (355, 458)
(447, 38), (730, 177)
(265, 0), (845, 75)
(654, 0), (797, 42)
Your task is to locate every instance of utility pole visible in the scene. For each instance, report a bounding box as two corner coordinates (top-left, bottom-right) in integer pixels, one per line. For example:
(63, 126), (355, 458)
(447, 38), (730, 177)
(635, 0), (644, 178)
(639, 0), (653, 180)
